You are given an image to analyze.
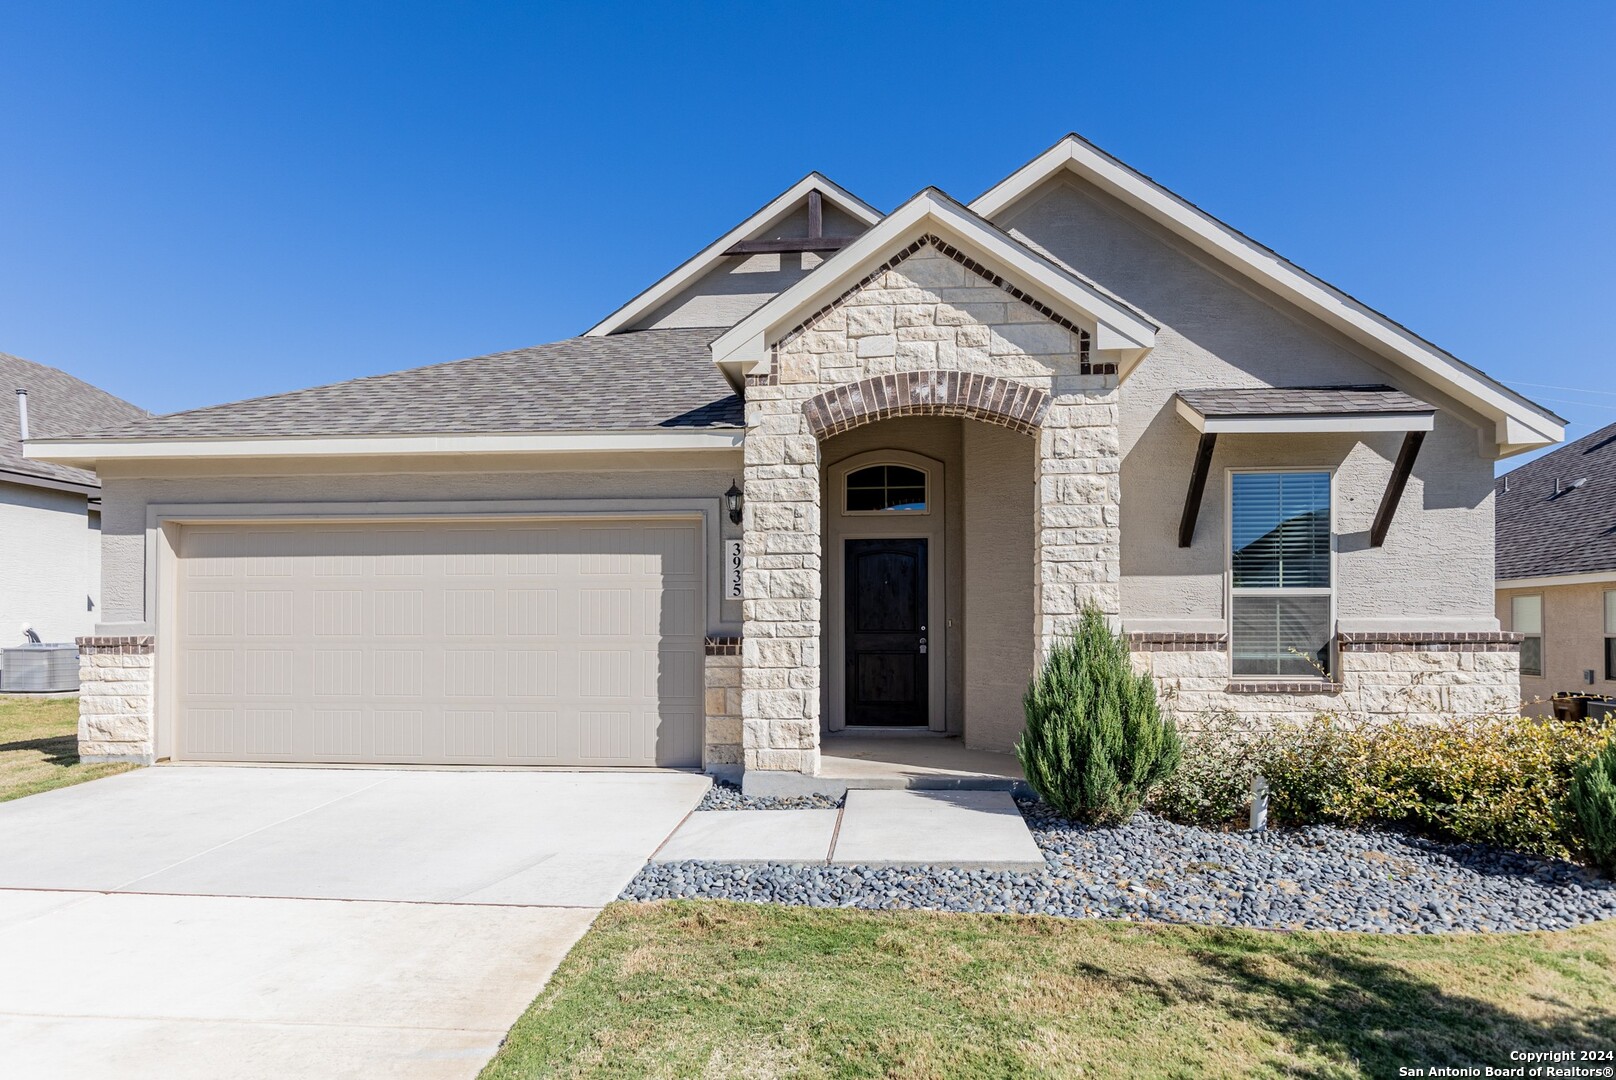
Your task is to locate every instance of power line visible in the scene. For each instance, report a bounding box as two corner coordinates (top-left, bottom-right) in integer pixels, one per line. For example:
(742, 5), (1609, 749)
(1504, 379), (1616, 398)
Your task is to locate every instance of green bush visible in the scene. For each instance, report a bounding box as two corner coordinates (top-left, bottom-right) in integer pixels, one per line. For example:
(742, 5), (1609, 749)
(1149, 711), (1264, 827)
(1571, 739), (1616, 873)
(1256, 713), (1613, 861)
(1016, 604), (1181, 824)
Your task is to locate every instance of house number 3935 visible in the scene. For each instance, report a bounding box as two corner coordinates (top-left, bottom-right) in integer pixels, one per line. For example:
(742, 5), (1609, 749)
(725, 539), (743, 599)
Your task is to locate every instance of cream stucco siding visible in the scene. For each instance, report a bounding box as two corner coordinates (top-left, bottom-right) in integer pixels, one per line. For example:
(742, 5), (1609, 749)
(998, 177), (1500, 635)
(0, 480), (101, 649)
(1498, 580), (1616, 713)
(962, 423), (1036, 752)
(93, 452), (745, 633)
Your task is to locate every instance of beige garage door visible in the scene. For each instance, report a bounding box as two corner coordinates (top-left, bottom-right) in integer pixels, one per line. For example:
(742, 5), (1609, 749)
(171, 519), (704, 766)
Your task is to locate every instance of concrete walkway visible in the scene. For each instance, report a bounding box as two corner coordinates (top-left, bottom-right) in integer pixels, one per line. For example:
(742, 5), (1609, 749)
(0, 767), (709, 1080)
(653, 789), (1045, 871)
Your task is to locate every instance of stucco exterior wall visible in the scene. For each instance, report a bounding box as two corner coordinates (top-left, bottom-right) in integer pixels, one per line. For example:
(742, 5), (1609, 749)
(0, 480), (100, 654)
(999, 178), (1501, 635)
(93, 451), (745, 632)
(633, 203), (868, 331)
(1498, 580), (1616, 713)
(963, 422), (1036, 751)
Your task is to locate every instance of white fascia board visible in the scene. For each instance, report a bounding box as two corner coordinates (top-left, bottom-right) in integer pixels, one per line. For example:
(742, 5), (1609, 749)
(0, 465), (99, 495)
(584, 174), (884, 338)
(973, 137), (1565, 453)
(710, 190), (1158, 375)
(1174, 397), (1435, 435)
(24, 429), (745, 467)
(1497, 570), (1616, 590)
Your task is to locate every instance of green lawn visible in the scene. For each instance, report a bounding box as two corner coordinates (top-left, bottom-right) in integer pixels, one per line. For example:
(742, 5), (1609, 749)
(483, 901), (1616, 1079)
(0, 695), (136, 802)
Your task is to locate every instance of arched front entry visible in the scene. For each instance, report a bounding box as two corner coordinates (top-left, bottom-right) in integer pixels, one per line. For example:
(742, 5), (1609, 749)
(736, 237), (1122, 794)
(824, 448), (949, 733)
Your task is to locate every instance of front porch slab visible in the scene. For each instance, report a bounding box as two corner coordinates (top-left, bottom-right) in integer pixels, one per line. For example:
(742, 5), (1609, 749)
(830, 790), (1045, 871)
(819, 736), (1027, 792)
(652, 809), (840, 864)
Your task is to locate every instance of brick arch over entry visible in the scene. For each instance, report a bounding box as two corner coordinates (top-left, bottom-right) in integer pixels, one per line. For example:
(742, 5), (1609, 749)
(802, 370), (1050, 439)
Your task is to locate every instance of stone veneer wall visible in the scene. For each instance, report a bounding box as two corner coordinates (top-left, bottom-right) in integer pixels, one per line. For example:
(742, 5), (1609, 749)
(703, 637), (742, 777)
(1128, 631), (1522, 727)
(741, 239), (1120, 777)
(76, 635), (155, 763)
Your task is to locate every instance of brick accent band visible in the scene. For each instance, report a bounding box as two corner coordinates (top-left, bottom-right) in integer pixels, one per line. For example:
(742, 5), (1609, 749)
(1226, 680), (1345, 695)
(804, 370), (1049, 439)
(1125, 632), (1227, 652)
(76, 636), (154, 655)
(1127, 631), (1521, 656)
(1338, 631), (1523, 653)
(704, 635), (742, 656)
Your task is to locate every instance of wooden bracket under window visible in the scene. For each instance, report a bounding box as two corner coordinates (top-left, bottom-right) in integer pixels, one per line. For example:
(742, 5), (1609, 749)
(1177, 432), (1218, 548)
(1369, 431), (1426, 548)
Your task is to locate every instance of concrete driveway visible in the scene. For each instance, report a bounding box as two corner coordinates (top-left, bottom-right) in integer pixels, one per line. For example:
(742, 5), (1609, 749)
(0, 766), (708, 1079)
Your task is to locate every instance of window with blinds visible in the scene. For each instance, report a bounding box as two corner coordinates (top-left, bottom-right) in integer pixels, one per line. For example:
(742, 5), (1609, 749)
(1512, 594), (1543, 677)
(1230, 472), (1333, 678)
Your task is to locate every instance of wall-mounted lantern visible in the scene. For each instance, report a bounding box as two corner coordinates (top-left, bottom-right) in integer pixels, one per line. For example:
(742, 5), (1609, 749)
(725, 479), (743, 525)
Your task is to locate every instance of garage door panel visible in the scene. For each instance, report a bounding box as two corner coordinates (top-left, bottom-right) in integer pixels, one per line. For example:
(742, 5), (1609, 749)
(174, 520), (704, 767)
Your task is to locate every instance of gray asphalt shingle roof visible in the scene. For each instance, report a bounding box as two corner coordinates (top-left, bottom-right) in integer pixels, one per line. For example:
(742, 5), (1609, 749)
(58, 328), (742, 440)
(1176, 384), (1435, 419)
(1, 352), (147, 487)
(1496, 421), (1616, 580)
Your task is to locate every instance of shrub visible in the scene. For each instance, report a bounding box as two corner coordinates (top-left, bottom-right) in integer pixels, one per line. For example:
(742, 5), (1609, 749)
(1571, 739), (1616, 873)
(1149, 711), (1267, 827)
(1016, 604), (1181, 824)
(1256, 713), (1614, 861)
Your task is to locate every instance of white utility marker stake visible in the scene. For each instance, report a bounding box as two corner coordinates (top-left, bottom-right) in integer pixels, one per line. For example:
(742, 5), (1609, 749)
(1250, 774), (1269, 832)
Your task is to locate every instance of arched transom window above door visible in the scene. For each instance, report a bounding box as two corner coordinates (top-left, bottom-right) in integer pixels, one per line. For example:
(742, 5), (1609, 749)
(844, 463), (928, 514)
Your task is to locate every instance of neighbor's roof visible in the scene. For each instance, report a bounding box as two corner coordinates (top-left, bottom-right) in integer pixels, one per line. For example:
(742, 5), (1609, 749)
(55, 329), (743, 440)
(1176, 385), (1435, 419)
(0, 351), (146, 489)
(1496, 421), (1616, 581)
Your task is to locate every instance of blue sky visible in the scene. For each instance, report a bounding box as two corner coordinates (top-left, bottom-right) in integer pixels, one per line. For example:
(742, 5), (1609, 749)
(2, 1), (1611, 468)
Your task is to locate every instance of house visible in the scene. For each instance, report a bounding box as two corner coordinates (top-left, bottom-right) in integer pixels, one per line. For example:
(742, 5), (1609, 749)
(0, 352), (145, 684)
(26, 136), (1562, 793)
(1495, 420), (1616, 716)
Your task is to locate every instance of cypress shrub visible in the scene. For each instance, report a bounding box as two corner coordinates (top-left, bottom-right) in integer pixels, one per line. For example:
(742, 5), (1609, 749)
(1571, 739), (1616, 873)
(1016, 604), (1181, 824)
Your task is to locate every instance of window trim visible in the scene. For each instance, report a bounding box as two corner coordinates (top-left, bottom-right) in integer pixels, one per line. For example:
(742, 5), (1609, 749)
(840, 459), (933, 517)
(1604, 589), (1615, 683)
(1510, 593), (1545, 678)
(1225, 466), (1338, 682)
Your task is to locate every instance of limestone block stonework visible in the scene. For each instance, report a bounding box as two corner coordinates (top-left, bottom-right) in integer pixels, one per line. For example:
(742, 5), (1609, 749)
(703, 637), (742, 778)
(741, 238), (1121, 779)
(1129, 632), (1523, 726)
(76, 635), (155, 763)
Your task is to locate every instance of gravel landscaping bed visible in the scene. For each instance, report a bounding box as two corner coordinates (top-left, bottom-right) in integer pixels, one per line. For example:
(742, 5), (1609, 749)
(696, 778), (842, 811)
(624, 798), (1616, 933)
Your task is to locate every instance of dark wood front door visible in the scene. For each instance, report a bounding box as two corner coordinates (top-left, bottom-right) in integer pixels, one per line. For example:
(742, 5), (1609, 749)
(844, 538), (928, 726)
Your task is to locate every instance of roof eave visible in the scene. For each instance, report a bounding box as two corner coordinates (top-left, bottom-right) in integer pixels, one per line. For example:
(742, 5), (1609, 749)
(972, 134), (1565, 456)
(24, 428), (746, 467)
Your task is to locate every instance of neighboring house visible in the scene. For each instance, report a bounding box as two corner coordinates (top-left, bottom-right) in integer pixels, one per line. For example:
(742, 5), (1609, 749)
(27, 136), (1563, 793)
(0, 352), (146, 684)
(1495, 421), (1616, 715)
